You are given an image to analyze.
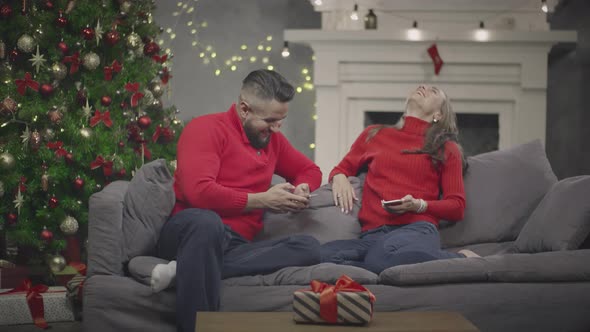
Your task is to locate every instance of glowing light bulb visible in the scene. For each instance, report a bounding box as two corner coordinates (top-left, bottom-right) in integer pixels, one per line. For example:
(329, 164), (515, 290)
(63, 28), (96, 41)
(350, 4), (359, 21)
(541, 0), (548, 13)
(309, 143), (316, 149)
(281, 41), (290, 58)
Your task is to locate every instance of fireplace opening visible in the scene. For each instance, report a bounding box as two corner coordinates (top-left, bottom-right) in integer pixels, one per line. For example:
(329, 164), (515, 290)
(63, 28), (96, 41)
(364, 112), (499, 156)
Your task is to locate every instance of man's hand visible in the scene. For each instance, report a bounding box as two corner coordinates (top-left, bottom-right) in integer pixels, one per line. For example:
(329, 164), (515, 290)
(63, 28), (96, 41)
(247, 183), (310, 213)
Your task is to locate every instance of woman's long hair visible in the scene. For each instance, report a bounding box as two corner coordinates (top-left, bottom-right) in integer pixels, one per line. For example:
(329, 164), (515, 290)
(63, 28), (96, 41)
(366, 92), (468, 174)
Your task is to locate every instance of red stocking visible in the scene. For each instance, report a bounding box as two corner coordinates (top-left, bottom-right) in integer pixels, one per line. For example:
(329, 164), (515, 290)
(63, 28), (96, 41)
(427, 43), (444, 75)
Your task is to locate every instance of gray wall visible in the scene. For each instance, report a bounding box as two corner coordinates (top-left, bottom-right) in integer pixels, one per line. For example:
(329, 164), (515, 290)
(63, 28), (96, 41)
(154, 0), (589, 177)
(547, 0), (590, 178)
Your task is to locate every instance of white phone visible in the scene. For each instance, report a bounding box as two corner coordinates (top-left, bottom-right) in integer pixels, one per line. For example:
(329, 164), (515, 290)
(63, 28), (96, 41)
(381, 199), (404, 207)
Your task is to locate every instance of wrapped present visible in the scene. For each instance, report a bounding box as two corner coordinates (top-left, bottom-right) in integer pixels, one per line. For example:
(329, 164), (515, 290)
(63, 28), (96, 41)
(0, 279), (74, 327)
(66, 273), (86, 321)
(293, 275), (376, 325)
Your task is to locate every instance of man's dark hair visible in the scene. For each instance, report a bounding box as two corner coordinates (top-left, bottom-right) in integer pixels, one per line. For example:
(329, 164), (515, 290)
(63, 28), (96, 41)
(241, 69), (295, 103)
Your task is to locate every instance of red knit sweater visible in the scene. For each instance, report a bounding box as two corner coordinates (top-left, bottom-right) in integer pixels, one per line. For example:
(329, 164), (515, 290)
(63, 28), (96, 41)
(328, 116), (466, 232)
(172, 104), (322, 240)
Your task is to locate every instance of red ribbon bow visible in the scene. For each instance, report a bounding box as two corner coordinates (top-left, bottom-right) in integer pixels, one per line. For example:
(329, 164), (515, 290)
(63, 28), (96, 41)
(134, 142), (152, 160)
(152, 54), (167, 64)
(62, 52), (81, 74)
(309, 275), (376, 323)
(90, 155), (113, 177)
(14, 72), (40, 96)
(124, 82), (144, 107)
(1, 279), (49, 329)
(89, 110), (113, 128)
(160, 67), (172, 84)
(152, 125), (173, 143)
(103, 60), (122, 81)
(47, 141), (68, 157)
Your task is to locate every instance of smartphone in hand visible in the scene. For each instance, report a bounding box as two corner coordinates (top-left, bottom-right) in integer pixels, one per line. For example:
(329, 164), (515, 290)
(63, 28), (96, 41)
(381, 199), (403, 207)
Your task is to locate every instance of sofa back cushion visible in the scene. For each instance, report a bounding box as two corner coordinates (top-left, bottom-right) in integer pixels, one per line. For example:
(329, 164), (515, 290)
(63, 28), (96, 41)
(515, 176), (590, 253)
(255, 176), (363, 244)
(439, 140), (557, 248)
(122, 159), (175, 262)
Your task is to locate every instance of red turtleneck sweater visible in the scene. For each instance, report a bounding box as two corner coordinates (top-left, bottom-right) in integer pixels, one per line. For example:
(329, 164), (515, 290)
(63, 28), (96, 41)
(328, 116), (465, 232)
(172, 104), (322, 240)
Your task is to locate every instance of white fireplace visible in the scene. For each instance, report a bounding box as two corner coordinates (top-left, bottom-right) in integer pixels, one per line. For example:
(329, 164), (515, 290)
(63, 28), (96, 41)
(285, 0), (576, 182)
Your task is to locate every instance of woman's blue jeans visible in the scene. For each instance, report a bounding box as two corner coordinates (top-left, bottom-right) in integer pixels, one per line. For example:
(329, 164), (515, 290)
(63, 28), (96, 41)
(157, 208), (321, 332)
(320, 221), (463, 274)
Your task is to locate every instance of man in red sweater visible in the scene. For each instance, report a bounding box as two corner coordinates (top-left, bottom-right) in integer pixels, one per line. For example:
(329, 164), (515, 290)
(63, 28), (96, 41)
(157, 69), (322, 332)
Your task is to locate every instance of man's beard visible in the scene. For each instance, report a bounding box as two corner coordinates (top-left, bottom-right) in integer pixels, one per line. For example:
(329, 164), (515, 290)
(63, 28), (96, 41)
(244, 121), (271, 149)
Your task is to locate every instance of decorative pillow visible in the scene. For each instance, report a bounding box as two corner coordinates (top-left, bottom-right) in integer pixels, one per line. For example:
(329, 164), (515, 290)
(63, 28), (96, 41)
(515, 176), (590, 253)
(122, 159), (175, 261)
(439, 140), (558, 248)
(254, 176), (363, 244)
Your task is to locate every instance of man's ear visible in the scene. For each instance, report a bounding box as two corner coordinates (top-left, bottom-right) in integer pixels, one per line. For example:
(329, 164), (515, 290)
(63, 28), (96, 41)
(238, 101), (249, 118)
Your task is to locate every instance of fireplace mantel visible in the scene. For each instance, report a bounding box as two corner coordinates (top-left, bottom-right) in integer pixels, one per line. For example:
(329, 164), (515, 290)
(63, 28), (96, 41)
(284, 29), (576, 182)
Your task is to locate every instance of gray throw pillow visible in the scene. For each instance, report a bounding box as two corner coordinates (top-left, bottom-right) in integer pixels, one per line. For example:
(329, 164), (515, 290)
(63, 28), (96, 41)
(122, 159), (175, 261)
(255, 176), (363, 244)
(515, 176), (590, 253)
(439, 140), (557, 248)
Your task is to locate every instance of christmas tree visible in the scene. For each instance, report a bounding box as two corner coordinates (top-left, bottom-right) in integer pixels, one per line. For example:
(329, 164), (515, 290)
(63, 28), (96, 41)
(0, 0), (181, 270)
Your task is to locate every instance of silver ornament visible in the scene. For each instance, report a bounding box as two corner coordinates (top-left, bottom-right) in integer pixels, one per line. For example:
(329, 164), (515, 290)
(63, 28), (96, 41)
(83, 52), (100, 70)
(120, 1), (132, 14)
(51, 62), (67, 80)
(126, 32), (142, 50)
(80, 127), (93, 139)
(60, 216), (79, 235)
(42, 128), (55, 141)
(0, 152), (16, 170)
(141, 89), (154, 107)
(17, 34), (35, 53)
(49, 254), (67, 273)
(148, 80), (164, 98)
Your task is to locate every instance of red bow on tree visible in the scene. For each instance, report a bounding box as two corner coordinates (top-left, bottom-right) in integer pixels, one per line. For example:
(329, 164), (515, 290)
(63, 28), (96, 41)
(14, 72), (40, 95)
(90, 155), (113, 177)
(309, 275), (376, 323)
(160, 67), (172, 84)
(47, 141), (68, 157)
(134, 141), (152, 160)
(125, 82), (144, 107)
(62, 52), (81, 74)
(152, 54), (167, 64)
(0, 279), (50, 329)
(152, 125), (173, 143)
(103, 60), (122, 81)
(90, 110), (113, 128)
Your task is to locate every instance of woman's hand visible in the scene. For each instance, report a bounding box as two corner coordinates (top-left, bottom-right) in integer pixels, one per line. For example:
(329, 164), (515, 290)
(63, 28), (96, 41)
(383, 194), (426, 214)
(331, 174), (358, 214)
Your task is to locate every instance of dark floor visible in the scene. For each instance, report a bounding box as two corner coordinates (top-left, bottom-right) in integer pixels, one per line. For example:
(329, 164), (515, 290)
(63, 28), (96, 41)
(2, 322), (82, 332)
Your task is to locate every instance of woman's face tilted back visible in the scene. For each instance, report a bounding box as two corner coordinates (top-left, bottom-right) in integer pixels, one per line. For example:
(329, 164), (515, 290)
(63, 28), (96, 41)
(405, 85), (447, 122)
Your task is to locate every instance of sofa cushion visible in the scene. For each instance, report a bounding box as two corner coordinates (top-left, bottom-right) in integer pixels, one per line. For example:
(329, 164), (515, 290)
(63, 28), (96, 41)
(255, 176), (363, 244)
(515, 176), (590, 253)
(439, 140), (557, 248)
(122, 159), (175, 261)
(379, 249), (590, 286)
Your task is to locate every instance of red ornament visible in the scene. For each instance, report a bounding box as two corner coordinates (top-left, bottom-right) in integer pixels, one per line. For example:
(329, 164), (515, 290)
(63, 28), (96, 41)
(40, 227), (53, 241)
(118, 141), (125, 148)
(6, 213), (17, 225)
(120, 102), (128, 109)
(73, 177), (84, 191)
(105, 30), (120, 46)
(143, 41), (160, 56)
(82, 26), (95, 40)
(48, 196), (59, 208)
(57, 41), (68, 54)
(0, 4), (13, 19)
(55, 11), (67, 28)
(44, 1), (55, 10)
(65, 152), (74, 164)
(118, 168), (126, 177)
(137, 115), (152, 129)
(39, 83), (54, 97)
(100, 95), (112, 107)
(8, 48), (19, 62)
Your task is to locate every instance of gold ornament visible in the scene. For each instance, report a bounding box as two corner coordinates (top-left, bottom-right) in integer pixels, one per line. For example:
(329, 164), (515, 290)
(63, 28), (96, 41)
(41, 173), (49, 192)
(51, 62), (67, 80)
(60, 215), (79, 235)
(0, 97), (18, 116)
(47, 106), (64, 124)
(120, 1), (132, 14)
(17, 34), (35, 53)
(148, 80), (164, 98)
(48, 254), (67, 273)
(82, 52), (100, 70)
(30, 130), (42, 151)
(0, 152), (15, 170)
(126, 32), (142, 50)
(80, 127), (93, 139)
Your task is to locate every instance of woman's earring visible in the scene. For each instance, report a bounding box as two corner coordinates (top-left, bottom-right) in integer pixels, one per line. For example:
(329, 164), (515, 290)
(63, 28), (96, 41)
(433, 118), (439, 123)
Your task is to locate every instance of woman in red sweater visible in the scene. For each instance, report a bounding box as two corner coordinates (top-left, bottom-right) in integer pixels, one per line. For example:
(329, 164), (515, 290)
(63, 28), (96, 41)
(321, 85), (477, 274)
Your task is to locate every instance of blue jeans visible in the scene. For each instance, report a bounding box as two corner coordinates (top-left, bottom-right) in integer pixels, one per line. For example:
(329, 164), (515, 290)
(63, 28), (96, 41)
(320, 221), (463, 274)
(157, 208), (321, 332)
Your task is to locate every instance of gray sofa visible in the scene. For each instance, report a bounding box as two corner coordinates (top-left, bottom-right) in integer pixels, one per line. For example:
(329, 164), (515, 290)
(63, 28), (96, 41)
(83, 140), (590, 332)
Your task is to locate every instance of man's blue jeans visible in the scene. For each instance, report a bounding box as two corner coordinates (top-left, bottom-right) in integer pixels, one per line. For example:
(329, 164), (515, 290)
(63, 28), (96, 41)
(157, 208), (321, 332)
(320, 221), (463, 274)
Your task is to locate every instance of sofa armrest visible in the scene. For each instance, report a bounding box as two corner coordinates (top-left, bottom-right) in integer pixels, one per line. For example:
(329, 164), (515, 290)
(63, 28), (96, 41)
(379, 249), (590, 286)
(87, 181), (129, 278)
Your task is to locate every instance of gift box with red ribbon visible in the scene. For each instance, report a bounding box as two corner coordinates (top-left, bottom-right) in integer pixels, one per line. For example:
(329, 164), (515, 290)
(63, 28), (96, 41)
(293, 275), (376, 325)
(0, 279), (74, 327)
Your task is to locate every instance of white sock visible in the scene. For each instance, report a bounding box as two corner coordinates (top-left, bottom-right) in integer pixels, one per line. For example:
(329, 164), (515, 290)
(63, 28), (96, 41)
(150, 260), (177, 292)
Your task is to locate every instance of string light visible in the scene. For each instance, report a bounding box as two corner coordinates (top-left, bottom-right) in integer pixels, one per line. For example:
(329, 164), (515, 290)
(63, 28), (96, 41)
(350, 4), (359, 21)
(541, 0), (548, 13)
(474, 21), (489, 42)
(313, 0), (323, 5)
(406, 21), (421, 41)
(281, 41), (290, 58)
